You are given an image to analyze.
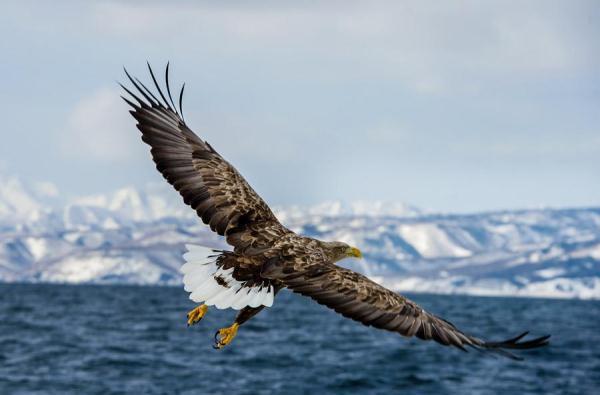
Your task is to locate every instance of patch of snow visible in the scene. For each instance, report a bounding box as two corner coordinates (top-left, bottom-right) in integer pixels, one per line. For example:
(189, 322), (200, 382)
(0, 175), (42, 221)
(571, 243), (600, 260)
(535, 267), (566, 279)
(349, 201), (421, 217)
(40, 255), (167, 284)
(25, 238), (47, 261)
(397, 223), (472, 258)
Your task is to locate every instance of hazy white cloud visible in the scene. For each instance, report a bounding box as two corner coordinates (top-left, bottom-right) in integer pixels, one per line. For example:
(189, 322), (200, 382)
(32, 181), (59, 198)
(91, 0), (599, 94)
(444, 131), (600, 161)
(61, 88), (139, 162)
(2, 0), (598, 212)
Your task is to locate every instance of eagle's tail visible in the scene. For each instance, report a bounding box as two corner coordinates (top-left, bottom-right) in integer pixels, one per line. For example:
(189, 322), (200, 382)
(181, 244), (274, 310)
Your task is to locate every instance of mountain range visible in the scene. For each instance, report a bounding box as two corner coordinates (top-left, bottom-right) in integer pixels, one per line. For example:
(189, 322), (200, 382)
(1, 174), (598, 299)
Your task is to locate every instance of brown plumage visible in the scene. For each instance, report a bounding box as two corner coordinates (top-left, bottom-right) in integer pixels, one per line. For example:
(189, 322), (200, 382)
(121, 63), (550, 359)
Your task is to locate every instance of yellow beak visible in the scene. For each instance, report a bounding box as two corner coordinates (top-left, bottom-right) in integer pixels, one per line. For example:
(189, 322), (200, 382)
(348, 247), (363, 258)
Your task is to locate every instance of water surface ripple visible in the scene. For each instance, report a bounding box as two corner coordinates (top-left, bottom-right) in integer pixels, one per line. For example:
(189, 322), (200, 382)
(0, 284), (597, 394)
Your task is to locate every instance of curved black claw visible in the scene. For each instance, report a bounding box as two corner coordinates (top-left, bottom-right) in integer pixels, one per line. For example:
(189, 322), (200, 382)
(213, 330), (223, 349)
(212, 324), (239, 349)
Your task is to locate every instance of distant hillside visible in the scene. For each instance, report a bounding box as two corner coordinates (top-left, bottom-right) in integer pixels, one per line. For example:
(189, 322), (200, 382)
(1, 174), (598, 299)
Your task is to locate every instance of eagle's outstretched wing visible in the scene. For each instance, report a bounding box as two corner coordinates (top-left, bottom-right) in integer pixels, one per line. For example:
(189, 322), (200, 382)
(121, 64), (288, 251)
(263, 259), (550, 360)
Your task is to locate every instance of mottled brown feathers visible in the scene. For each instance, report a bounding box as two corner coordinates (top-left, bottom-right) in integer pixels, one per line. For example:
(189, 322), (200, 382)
(122, 64), (549, 359)
(262, 253), (549, 359)
(121, 64), (289, 253)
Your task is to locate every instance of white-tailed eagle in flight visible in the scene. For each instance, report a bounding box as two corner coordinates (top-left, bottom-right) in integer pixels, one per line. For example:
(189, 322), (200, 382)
(121, 64), (549, 359)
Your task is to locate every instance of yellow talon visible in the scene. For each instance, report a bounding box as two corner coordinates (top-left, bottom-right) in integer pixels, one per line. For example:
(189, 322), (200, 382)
(214, 323), (239, 349)
(187, 304), (208, 326)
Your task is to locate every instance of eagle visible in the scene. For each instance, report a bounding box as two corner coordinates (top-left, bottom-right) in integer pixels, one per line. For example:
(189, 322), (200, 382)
(121, 64), (549, 359)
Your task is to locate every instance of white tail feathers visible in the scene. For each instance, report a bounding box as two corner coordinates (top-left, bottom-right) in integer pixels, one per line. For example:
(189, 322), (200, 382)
(182, 244), (274, 310)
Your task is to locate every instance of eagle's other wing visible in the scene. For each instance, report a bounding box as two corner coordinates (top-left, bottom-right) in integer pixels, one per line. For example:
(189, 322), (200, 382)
(263, 259), (550, 359)
(121, 64), (288, 250)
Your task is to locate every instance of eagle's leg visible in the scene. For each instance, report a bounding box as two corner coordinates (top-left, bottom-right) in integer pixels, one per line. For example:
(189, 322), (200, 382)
(213, 322), (239, 349)
(213, 305), (266, 349)
(187, 304), (208, 326)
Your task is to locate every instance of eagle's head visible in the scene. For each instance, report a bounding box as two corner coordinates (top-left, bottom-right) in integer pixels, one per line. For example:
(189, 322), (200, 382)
(321, 241), (363, 262)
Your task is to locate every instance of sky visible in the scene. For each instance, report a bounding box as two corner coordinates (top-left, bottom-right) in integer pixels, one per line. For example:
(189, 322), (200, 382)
(0, 0), (599, 213)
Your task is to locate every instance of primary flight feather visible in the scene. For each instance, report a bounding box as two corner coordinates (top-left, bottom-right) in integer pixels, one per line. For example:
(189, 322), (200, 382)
(121, 63), (550, 357)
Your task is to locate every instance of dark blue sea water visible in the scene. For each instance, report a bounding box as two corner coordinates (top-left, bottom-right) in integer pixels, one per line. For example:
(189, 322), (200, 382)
(0, 284), (598, 395)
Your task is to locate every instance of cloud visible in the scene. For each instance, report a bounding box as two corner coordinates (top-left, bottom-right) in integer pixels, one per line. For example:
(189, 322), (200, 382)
(90, 1), (599, 94)
(3, 0), (598, 211)
(458, 134), (600, 160)
(32, 181), (59, 198)
(61, 88), (139, 162)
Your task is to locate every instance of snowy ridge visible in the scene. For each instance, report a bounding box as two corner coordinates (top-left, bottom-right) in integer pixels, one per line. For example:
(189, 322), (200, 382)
(0, 175), (599, 299)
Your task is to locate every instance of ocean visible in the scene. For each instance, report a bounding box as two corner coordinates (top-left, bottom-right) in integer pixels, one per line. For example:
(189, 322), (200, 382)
(0, 284), (597, 394)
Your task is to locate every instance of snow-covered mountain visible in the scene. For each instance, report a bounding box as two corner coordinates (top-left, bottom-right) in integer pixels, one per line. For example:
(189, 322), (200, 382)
(1, 175), (599, 299)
